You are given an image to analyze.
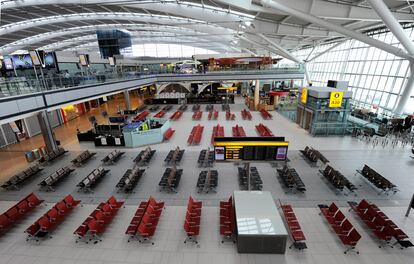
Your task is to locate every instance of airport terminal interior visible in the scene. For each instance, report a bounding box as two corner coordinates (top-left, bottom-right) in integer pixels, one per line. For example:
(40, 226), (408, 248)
(1, 0), (414, 263)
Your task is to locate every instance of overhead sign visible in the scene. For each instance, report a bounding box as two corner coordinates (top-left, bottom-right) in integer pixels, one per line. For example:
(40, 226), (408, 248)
(301, 88), (308, 104)
(329, 91), (343, 108)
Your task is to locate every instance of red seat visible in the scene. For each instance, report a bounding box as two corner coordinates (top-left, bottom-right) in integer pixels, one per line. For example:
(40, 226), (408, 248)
(74, 224), (89, 237)
(0, 214), (12, 230)
(6, 207), (21, 221)
(26, 193), (43, 207)
(107, 196), (124, 209)
(88, 219), (105, 236)
(64, 195), (81, 208)
(220, 224), (233, 236)
(292, 230), (306, 241)
(339, 228), (361, 247)
(25, 222), (40, 236)
(163, 128), (175, 140)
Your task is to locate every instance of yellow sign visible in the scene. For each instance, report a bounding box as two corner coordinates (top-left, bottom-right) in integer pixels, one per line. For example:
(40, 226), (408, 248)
(329, 91), (343, 108)
(301, 88), (308, 104)
(217, 86), (237, 91)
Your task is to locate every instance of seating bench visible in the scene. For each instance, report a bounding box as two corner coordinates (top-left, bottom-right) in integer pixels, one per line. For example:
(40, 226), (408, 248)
(25, 195), (80, 241)
(125, 196), (164, 244)
(197, 149), (214, 167)
(184, 196), (202, 244)
(38, 166), (75, 192)
(219, 196), (235, 243)
(170, 111), (183, 121)
(0, 193), (43, 235)
(71, 150), (96, 166)
(255, 123), (274, 136)
(1, 164), (43, 190)
(74, 196), (124, 243)
(277, 165), (306, 193)
(260, 109), (273, 120)
(158, 167), (183, 193)
(196, 170), (218, 193)
(356, 165), (398, 195)
(232, 125), (246, 137)
(318, 202), (361, 254)
(241, 109), (252, 120)
(116, 167), (145, 193)
(320, 165), (357, 195)
(279, 202), (307, 250)
(238, 165), (263, 191)
(101, 150), (125, 164)
(163, 128), (175, 141)
(348, 199), (413, 249)
(133, 147), (156, 165)
(77, 167), (110, 192)
(164, 147), (185, 165)
(38, 147), (67, 163)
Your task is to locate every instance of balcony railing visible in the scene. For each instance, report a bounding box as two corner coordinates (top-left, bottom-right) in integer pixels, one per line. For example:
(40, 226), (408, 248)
(0, 65), (304, 98)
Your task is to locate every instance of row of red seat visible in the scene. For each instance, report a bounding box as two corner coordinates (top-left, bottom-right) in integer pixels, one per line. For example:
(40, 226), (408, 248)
(208, 110), (218, 120)
(192, 111), (202, 120)
(219, 196), (235, 243)
(319, 202), (361, 254)
(279, 202), (307, 250)
(0, 193), (44, 235)
(154, 110), (166, 118)
(26, 195), (80, 241)
(255, 123), (274, 136)
(163, 128), (175, 141)
(187, 124), (204, 145)
(170, 111), (183, 121)
(133, 111), (150, 122)
(211, 124), (224, 144)
(349, 199), (412, 248)
(184, 196), (202, 244)
(226, 111), (235, 120)
(260, 109), (273, 119)
(232, 125), (246, 137)
(241, 109), (252, 120)
(126, 196), (164, 244)
(74, 196), (124, 243)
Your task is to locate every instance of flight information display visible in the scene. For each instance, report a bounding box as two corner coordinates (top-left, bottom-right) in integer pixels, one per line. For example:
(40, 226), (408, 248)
(213, 137), (289, 161)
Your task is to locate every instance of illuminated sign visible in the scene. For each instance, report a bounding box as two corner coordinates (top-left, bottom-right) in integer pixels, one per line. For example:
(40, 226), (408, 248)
(301, 88), (308, 104)
(329, 91), (343, 108)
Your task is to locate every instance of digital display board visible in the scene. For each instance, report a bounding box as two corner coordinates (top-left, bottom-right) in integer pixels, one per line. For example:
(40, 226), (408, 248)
(214, 137), (289, 161)
(3, 57), (13, 70)
(11, 54), (33, 69)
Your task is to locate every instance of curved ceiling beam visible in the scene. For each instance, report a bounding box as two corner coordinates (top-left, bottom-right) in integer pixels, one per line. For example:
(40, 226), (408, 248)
(216, 0), (414, 21)
(0, 22), (232, 54)
(0, 1), (343, 39)
(0, 12), (234, 37)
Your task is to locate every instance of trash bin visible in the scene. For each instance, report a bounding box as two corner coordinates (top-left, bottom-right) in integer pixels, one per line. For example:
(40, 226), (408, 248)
(25, 151), (34, 162)
(33, 149), (40, 159)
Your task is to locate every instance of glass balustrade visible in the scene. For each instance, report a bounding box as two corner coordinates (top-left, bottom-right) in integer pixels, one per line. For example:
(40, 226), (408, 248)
(0, 64), (304, 98)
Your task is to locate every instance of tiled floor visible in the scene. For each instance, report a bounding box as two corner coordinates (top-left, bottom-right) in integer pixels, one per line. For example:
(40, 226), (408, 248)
(1, 97), (414, 263)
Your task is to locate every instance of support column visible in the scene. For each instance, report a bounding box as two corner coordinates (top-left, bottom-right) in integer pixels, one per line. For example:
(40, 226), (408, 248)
(395, 63), (414, 115)
(124, 90), (131, 110)
(37, 110), (58, 153)
(303, 63), (312, 86)
(254, 80), (260, 110)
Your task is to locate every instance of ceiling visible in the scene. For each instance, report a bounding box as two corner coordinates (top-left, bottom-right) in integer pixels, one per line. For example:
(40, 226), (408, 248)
(0, 0), (413, 59)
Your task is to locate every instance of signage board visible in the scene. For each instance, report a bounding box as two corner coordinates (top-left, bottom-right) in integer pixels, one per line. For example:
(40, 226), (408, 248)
(329, 91), (343, 108)
(300, 88), (308, 104)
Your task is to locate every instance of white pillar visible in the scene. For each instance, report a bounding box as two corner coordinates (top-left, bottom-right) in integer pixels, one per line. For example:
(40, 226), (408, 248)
(37, 110), (58, 152)
(124, 90), (131, 110)
(395, 62), (414, 115)
(303, 63), (312, 86)
(254, 80), (260, 110)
